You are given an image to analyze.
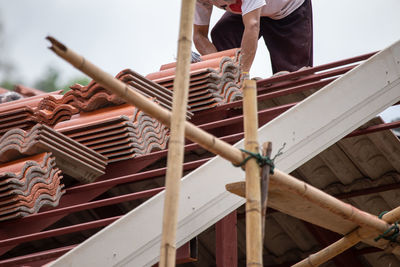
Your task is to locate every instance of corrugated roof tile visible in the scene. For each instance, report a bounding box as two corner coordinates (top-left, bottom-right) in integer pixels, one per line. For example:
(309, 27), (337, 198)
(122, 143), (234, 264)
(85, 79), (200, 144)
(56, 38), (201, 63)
(0, 152), (64, 222)
(55, 104), (169, 163)
(147, 49), (243, 112)
(0, 124), (107, 183)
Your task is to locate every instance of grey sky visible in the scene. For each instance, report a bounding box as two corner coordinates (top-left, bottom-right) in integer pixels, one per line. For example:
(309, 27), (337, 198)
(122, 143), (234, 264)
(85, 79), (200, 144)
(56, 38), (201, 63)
(0, 0), (399, 121)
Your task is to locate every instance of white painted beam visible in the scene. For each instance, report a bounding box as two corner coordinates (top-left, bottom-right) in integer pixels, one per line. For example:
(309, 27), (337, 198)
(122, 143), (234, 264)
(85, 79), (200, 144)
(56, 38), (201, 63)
(50, 40), (400, 267)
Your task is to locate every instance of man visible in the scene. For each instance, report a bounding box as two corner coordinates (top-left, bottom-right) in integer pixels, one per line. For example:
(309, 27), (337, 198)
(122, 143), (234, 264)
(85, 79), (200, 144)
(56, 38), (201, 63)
(193, 0), (313, 76)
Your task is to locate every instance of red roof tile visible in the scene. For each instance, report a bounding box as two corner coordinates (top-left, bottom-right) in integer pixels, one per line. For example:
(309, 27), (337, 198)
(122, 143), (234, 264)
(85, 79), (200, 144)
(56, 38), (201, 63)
(0, 124), (107, 183)
(0, 152), (64, 221)
(147, 49), (243, 112)
(55, 104), (169, 163)
(14, 85), (47, 97)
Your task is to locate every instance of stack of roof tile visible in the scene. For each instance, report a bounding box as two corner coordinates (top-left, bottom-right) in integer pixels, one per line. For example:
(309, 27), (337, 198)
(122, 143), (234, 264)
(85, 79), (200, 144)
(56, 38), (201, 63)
(0, 91), (67, 134)
(39, 83), (124, 114)
(0, 152), (64, 222)
(117, 69), (192, 116)
(146, 48), (244, 112)
(37, 70), (191, 118)
(55, 104), (169, 163)
(15, 70), (189, 165)
(35, 94), (79, 125)
(0, 124), (107, 183)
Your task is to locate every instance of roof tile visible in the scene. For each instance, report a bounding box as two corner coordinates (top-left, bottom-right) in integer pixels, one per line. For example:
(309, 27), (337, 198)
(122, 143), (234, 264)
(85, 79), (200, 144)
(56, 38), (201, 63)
(0, 152), (64, 222)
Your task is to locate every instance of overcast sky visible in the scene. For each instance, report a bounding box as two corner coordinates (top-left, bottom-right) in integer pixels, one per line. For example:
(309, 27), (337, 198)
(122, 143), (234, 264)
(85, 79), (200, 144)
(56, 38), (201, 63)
(0, 0), (399, 121)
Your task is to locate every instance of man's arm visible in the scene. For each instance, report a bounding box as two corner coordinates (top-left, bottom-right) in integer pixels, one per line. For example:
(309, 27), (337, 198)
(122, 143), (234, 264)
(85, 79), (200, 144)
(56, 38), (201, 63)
(193, 24), (218, 55)
(240, 7), (261, 73)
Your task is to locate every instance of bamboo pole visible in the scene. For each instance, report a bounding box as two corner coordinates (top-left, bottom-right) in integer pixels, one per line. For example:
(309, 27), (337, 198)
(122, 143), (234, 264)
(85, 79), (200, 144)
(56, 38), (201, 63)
(46, 37), (400, 257)
(242, 79), (263, 267)
(292, 206), (400, 267)
(159, 1), (195, 266)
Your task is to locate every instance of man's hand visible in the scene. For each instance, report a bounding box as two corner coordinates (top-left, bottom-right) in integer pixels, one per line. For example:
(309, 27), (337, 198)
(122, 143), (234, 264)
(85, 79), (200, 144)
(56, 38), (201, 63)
(240, 8), (261, 73)
(193, 24), (218, 55)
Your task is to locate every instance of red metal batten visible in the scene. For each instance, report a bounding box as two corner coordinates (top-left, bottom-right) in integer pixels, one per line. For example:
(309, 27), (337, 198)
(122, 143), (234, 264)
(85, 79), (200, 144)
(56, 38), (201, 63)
(0, 245), (76, 267)
(346, 120), (400, 138)
(0, 216), (121, 248)
(256, 51), (376, 87)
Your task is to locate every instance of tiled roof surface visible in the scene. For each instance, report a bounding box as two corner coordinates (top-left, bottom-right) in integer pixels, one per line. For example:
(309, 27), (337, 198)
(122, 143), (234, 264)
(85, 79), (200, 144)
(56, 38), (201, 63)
(0, 50), (398, 267)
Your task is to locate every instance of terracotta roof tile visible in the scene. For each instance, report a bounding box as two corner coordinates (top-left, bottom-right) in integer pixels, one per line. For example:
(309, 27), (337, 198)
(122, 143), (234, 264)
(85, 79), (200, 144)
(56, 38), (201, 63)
(55, 104), (169, 163)
(14, 85), (46, 97)
(47, 84), (125, 112)
(146, 49), (243, 112)
(0, 87), (8, 94)
(0, 109), (37, 135)
(159, 48), (239, 71)
(34, 104), (79, 126)
(0, 124), (107, 183)
(0, 91), (68, 133)
(54, 104), (137, 131)
(36, 70), (191, 119)
(0, 91), (63, 112)
(148, 48), (241, 80)
(0, 175), (60, 207)
(0, 152), (64, 221)
(0, 188), (64, 222)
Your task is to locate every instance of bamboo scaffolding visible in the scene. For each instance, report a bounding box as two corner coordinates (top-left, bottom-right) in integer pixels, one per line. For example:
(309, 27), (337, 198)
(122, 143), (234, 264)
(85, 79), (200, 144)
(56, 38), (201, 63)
(293, 207), (400, 267)
(159, 1), (195, 266)
(242, 80), (263, 266)
(47, 37), (400, 262)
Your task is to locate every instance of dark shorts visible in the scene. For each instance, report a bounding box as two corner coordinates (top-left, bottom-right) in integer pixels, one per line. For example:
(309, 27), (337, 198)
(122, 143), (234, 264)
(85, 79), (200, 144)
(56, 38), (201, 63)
(210, 0), (313, 73)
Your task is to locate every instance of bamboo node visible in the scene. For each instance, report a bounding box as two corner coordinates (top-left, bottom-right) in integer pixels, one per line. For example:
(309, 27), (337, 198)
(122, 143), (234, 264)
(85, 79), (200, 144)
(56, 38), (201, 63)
(245, 207), (261, 214)
(161, 243), (177, 250)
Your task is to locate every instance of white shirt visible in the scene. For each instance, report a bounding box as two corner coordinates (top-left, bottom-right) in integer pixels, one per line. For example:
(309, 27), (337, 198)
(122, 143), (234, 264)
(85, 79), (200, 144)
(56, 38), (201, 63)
(194, 0), (305, 25)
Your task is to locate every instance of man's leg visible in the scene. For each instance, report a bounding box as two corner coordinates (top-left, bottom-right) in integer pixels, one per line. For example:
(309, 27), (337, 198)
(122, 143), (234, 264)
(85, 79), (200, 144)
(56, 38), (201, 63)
(211, 12), (244, 51)
(260, 0), (313, 73)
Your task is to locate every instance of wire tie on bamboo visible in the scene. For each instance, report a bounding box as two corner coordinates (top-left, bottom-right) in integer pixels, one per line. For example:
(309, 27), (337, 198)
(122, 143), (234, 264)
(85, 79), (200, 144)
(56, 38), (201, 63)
(374, 211), (400, 243)
(233, 143), (286, 174)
